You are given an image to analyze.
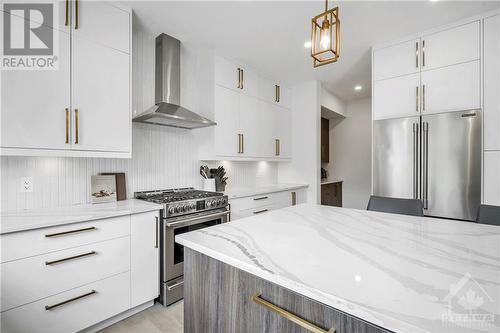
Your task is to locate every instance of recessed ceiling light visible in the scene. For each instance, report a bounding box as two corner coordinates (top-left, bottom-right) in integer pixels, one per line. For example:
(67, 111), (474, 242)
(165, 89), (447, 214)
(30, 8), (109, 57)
(304, 41), (312, 48)
(354, 85), (363, 91)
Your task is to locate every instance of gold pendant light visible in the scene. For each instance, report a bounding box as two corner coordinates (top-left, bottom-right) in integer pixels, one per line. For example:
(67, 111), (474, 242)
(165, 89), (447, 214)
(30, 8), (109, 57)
(311, 0), (340, 68)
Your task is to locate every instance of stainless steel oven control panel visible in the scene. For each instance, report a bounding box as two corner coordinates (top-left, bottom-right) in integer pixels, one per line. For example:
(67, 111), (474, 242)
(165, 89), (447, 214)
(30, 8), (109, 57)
(165, 197), (228, 217)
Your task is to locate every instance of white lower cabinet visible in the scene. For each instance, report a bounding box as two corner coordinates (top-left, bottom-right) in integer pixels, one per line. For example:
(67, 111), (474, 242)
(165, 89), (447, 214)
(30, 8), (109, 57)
(484, 151), (500, 205)
(0, 208), (160, 332)
(131, 212), (160, 307)
(230, 188), (306, 221)
(0, 272), (130, 333)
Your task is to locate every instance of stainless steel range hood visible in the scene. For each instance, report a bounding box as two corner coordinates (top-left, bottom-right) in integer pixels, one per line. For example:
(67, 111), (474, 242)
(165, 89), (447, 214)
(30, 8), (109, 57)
(133, 33), (216, 129)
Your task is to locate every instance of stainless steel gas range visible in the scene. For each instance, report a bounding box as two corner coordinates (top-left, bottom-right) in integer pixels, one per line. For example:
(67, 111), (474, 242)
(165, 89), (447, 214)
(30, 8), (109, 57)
(135, 188), (229, 306)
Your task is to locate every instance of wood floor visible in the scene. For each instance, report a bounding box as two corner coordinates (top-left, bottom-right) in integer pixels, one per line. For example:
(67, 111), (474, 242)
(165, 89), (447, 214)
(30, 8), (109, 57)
(99, 301), (183, 333)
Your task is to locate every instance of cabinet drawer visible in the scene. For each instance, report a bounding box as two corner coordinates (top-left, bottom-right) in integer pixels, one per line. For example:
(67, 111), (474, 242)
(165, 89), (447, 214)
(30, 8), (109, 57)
(0, 215), (130, 263)
(1, 236), (130, 312)
(230, 191), (291, 212)
(0, 271), (130, 333)
(231, 204), (274, 221)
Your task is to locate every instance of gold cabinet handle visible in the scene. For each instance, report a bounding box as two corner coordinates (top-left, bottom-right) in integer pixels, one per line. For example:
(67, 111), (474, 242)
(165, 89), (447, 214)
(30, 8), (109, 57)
(416, 86), (419, 112)
(275, 85), (278, 102)
(291, 191), (297, 206)
(155, 216), (159, 249)
(237, 68), (241, 89)
(65, 108), (69, 144)
(240, 69), (244, 89)
(422, 84), (426, 111)
(45, 250), (97, 265)
(241, 133), (244, 153)
(75, 0), (79, 29)
(252, 293), (336, 333)
(253, 209), (268, 215)
(422, 40), (425, 67)
(45, 290), (96, 311)
(278, 85), (280, 102)
(65, 0), (69, 26)
(45, 226), (96, 238)
(237, 134), (241, 153)
(74, 108), (79, 144)
(253, 196), (268, 201)
(415, 41), (419, 68)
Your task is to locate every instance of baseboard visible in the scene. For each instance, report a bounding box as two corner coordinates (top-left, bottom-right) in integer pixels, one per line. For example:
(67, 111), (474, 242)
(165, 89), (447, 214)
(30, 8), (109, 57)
(80, 300), (155, 333)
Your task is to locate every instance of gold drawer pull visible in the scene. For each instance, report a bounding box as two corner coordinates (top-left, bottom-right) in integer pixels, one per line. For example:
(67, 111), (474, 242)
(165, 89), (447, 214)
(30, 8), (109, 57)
(45, 226), (96, 238)
(45, 250), (97, 265)
(45, 290), (96, 310)
(253, 209), (268, 215)
(252, 293), (336, 333)
(253, 196), (268, 201)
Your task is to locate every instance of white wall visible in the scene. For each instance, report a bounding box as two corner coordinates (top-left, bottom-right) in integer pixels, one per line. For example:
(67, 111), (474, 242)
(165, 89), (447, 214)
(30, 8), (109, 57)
(278, 81), (321, 203)
(328, 98), (372, 209)
(321, 88), (346, 117)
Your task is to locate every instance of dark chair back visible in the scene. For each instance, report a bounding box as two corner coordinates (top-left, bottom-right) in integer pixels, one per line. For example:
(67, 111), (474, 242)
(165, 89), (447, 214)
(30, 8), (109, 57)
(476, 205), (500, 226)
(367, 195), (424, 217)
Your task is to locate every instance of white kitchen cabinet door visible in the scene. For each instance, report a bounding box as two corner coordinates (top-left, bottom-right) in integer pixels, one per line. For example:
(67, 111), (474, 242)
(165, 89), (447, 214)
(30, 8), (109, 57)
(214, 85), (240, 156)
(274, 106), (292, 158)
(1, 14), (70, 151)
(373, 39), (420, 81)
(239, 94), (267, 157)
(484, 14), (500, 151)
(484, 151), (500, 205)
(373, 73), (420, 120)
(215, 56), (240, 91)
(72, 1), (130, 53)
(71, 37), (130, 152)
(131, 211), (159, 308)
(420, 60), (480, 114)
(421, 21), (480, 70)
(240, 67), (261, 99)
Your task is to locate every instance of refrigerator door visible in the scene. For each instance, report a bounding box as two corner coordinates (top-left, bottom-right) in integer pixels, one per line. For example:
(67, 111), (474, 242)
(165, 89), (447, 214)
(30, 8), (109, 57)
(422, 110), (481, 221)
(373, 117), (420, 200)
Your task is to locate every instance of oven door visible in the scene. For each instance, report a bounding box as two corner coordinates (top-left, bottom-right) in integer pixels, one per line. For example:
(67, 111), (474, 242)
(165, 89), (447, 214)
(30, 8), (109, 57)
(163, 208), (229, 282)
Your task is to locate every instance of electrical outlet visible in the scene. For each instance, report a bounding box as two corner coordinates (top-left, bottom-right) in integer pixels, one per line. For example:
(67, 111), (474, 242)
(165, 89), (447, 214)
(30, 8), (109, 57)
(20, 177), (33, 193)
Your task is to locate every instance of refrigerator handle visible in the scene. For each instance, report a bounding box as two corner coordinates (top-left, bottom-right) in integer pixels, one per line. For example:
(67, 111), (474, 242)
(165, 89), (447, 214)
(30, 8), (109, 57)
(422, 122), (429, 209)
(413, 123), (417, 199)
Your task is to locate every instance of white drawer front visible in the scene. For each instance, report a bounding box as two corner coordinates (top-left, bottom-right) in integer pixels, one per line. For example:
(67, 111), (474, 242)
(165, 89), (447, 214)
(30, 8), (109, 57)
(231, 204), (274, 221)
(1, 236), (130, 312)
(1, 271), (130, 333)
(230, 191), (292, 212)
(1, 215), (130, 263)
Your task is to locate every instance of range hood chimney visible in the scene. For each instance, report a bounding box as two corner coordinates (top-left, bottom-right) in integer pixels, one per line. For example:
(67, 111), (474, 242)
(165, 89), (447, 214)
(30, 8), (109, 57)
(133, 33), (216, 129)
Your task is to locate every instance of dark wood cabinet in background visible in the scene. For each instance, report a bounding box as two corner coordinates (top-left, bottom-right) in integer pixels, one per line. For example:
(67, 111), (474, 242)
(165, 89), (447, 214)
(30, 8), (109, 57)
(321, 181), (342, 207)
(321, 117), (329, 163)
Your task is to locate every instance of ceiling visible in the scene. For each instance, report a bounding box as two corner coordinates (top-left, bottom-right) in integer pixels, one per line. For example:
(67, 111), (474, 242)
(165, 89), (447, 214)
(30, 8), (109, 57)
(128, 1), (499, 102)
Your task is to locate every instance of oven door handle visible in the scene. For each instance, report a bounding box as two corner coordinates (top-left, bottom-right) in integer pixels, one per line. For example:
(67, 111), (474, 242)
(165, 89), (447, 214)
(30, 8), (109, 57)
(165, 210), (231, 228)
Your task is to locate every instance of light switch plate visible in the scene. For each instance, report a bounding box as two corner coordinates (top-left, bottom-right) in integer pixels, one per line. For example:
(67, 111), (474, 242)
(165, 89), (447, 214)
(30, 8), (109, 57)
(20, 177), (33, 193)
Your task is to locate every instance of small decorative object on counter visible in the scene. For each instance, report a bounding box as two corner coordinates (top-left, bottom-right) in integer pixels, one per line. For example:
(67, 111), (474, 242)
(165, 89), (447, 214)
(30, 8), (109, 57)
(90, 175), (117, 204)
(203, 178), (216, 192)
(199, 165), (227, 192)
(101, 172), (126, 201)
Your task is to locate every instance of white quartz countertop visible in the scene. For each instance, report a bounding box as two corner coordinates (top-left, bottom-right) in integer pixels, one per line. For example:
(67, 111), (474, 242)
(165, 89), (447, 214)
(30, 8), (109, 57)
(224, 183), (308, 199)
(321, 178), (343, 185)
(176, 204), (500, 333)
(0, 199), (163, 234)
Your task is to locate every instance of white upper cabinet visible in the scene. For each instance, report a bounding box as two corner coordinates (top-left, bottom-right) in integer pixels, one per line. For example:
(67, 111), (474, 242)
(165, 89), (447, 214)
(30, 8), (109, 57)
(421, 21), (480, 70)
(72, 2), (130, 54)
(215, 56), (240, 91)
(71, 37), (130, 152)
(373, 73), (420, 120)
(420, 60), (480, 114)
(214, 85), (240, 156)
(1, 13), (71, 151)
(213, 56), (292, 160)
(373, 39), (420, 81)
(1, 1), (131, 157)
(484, 14), (500, 151)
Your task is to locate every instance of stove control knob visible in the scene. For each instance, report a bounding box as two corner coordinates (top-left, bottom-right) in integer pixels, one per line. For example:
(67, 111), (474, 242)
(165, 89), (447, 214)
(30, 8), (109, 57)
(206, 200), (212, 208)
(174, 206), (180, 213)
(168, 207), (175, 214)
(217, 199), (222, 205)
(183, 204), (189, 212)
(211, 200), (217, 207)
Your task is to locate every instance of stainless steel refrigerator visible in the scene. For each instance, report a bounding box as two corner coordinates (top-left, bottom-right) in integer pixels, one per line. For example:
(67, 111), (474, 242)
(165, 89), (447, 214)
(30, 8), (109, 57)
(373, 110), (481, 221)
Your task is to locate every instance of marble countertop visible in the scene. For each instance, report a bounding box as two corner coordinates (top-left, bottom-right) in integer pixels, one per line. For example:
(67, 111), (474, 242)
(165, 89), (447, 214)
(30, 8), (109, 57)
(224, 183), (308, 199)
(0, 199), (163, 234)
(177, 204), (500, 333)
(321, 178), (343, 185)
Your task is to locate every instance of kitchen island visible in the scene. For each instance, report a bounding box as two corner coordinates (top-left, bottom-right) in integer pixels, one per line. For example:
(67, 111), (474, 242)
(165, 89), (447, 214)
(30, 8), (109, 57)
(176, 204), (500, 333)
